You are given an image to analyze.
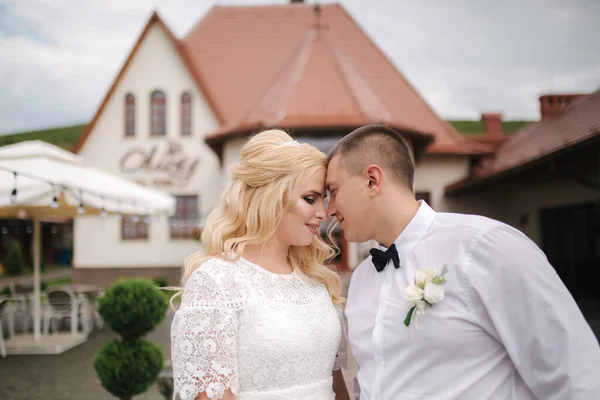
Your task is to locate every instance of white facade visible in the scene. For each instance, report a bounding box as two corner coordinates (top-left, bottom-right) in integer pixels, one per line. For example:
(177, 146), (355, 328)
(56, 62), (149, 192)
(414, 156), (506, 220)
(222, 137), (247, 180)
(74, 22), (222, 269)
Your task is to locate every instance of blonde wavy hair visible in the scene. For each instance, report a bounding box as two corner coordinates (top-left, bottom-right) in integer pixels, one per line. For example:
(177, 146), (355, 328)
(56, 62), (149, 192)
(177, 129), (343, 306)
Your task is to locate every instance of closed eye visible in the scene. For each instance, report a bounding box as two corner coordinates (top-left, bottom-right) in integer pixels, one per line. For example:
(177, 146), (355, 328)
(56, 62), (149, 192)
(304, 196), (316, 205)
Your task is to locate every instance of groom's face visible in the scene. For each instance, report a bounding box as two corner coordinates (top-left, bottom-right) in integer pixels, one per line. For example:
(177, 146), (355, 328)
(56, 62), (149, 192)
(326, 155), (373, 242)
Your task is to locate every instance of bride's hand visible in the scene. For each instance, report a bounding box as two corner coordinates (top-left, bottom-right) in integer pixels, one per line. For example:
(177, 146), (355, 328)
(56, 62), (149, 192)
(195, 389), (236, 400)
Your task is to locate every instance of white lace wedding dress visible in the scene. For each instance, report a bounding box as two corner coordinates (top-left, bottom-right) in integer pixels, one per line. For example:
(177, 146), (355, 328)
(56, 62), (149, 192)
(171, 256), (346, 400)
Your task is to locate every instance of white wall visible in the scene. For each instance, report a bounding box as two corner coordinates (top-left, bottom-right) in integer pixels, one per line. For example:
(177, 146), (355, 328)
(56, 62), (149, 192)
(75, 22), (222, 268)
(222, 137), (247, 180)
(414, 156), (505, 219)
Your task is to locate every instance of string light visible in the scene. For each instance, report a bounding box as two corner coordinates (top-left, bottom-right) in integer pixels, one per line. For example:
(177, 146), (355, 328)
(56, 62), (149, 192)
(50, 185), (59, 209)
(10, 171), (17, 203)
(100, 197), (107, 217)
(0, 168), (164, 218)
(77, 190), (85, 214)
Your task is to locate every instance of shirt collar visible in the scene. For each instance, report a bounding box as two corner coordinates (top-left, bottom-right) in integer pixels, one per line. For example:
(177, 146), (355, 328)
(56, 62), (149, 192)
(379, 200), (436, 264)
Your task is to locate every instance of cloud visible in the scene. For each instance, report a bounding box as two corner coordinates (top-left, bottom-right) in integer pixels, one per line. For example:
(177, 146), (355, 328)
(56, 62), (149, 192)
(1, 0), (599, 134)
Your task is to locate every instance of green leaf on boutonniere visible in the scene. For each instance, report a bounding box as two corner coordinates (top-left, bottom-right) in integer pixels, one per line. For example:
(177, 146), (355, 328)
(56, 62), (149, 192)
(404, 305), (416, 326)
(432, 276), (446, 285)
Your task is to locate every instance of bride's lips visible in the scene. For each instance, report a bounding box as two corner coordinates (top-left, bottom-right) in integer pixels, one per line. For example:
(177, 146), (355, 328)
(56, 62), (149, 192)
(306, 224), (319, 234)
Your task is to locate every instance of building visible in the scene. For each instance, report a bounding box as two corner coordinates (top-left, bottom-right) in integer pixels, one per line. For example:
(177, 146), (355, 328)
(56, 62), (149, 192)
(63, 2), (501, 284)
(1, 2), (596, 314)
(446, 91), (600, 316)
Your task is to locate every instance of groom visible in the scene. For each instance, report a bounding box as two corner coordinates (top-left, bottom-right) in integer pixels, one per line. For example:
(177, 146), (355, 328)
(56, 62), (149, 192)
(326, 124), (600, 399)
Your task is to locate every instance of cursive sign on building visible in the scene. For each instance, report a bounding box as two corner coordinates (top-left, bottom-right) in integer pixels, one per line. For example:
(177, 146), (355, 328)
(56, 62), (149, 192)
(119, 141), (200, 187)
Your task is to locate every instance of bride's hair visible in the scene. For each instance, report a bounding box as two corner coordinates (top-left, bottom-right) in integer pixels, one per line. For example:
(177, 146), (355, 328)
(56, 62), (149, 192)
(177, 129), (343, 306)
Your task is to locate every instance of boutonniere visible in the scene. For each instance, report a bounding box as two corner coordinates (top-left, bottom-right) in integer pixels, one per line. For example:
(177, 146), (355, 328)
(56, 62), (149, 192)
(403, 265), (448, 327)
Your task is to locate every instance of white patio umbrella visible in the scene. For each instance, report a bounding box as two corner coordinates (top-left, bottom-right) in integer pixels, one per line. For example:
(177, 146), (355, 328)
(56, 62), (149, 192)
(0, 140), (176, 341)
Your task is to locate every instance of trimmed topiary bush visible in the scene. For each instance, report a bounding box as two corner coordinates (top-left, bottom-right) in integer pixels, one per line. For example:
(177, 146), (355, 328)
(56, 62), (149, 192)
(94, 278), (168, 400)
(97, 278), (168, 341)
(94, 339), (163, 400)
(4, 241), (24, 276)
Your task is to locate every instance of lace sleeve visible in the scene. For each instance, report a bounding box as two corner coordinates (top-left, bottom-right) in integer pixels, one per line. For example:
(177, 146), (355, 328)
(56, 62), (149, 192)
(333, 305), (348, 371)
(171, 260), (244, 400)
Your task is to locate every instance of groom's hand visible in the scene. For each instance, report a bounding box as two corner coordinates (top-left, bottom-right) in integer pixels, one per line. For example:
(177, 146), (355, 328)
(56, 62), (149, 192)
(333, 370), (350, 400)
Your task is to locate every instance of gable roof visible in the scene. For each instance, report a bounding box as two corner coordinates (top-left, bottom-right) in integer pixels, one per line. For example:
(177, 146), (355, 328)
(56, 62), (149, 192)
(446, 88), (600, 194)
(72, 11), (224, 154)
(182, 4), (491, 155)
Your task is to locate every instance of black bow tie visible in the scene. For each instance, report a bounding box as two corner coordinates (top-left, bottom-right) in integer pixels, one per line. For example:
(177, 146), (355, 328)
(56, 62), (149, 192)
(370, 243), (400, 272)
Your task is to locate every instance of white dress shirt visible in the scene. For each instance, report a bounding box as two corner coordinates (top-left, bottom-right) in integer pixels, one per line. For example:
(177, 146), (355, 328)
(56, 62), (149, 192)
(345, 201), (600, 400)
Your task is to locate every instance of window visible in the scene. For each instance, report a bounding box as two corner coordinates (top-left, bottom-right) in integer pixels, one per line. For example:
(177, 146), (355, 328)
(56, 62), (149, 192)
(125, 93), (135, 137)
(121, 216), (149, 240)
(415, 192), (431, 206)
(170, 195), (200, 239)
(150, 90), (166, 136)
(181, 92), (192, 136)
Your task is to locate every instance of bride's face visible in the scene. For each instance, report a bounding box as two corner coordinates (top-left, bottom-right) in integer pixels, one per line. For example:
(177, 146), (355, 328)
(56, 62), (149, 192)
(276, 168), (327, 247)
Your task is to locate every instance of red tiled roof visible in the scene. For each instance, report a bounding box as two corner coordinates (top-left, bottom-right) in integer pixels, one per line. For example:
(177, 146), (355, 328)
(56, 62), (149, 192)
(446, 89), (600, 194)
(73, 5), (492, 156)
(183, 4), (491, 155)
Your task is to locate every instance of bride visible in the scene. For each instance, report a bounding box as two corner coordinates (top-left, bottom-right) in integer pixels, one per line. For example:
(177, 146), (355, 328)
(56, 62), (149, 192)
(171, 129), (350, 400)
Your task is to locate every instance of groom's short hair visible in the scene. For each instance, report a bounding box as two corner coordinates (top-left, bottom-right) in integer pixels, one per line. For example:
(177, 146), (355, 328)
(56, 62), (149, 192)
(327, 124), (415, 190)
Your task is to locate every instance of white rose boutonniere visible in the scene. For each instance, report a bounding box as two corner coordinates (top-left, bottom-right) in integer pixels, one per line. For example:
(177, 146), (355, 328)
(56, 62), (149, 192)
(404, 265), (448, 327)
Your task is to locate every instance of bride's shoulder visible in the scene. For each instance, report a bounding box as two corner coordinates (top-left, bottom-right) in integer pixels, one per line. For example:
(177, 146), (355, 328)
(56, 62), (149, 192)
(187, 256), (246, 284)
(183, 257), (249, 304)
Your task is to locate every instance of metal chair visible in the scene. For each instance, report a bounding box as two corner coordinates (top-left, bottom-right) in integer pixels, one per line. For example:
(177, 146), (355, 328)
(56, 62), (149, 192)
(44, 288), (78, 335)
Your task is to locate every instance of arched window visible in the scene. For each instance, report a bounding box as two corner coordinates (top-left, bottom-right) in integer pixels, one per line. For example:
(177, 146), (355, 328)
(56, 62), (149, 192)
(124, 93), (135, 137)
(150, 90), (166, 136)
(181, 92), (192, 136)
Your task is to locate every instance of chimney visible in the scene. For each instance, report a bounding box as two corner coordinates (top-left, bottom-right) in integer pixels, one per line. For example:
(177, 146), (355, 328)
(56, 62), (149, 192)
(539, 94), (584, 120)
(481, 113), (503, 139)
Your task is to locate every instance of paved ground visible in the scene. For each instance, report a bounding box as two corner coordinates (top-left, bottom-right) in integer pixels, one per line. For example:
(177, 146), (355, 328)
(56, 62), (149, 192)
(0, 310), (174, 400)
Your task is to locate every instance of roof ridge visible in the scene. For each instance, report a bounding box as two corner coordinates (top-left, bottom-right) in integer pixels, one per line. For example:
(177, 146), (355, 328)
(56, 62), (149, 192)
(336, 4), (462, 142)
(319, 29), (377, 123)
(230, 27), (319, 130)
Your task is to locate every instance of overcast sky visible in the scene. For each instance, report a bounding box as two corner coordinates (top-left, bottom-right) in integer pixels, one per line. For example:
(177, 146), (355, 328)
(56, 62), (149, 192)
(1, 0), (599, 135)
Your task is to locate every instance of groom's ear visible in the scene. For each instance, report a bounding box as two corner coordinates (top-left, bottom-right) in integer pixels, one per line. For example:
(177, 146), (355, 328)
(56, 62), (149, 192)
(364, 164), (383, 196)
